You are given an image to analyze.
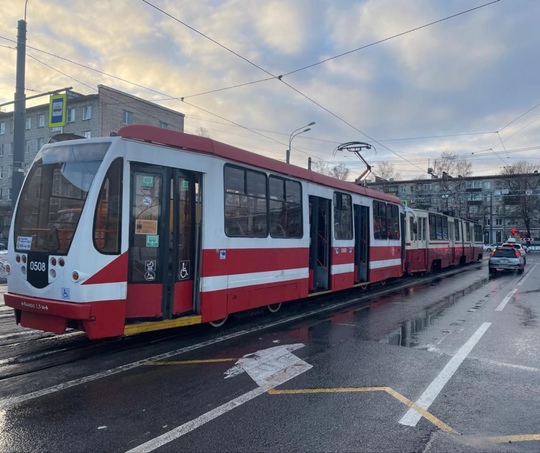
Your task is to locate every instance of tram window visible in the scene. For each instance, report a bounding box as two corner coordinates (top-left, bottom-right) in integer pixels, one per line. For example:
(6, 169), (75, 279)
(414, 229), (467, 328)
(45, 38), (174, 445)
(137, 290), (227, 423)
(474, 224), (482, 242)
(429, 213), (437, 240)
(442, 216), (448, 240)
(465, 222), (471, 241)
(269, 176), (302, 238)
(93, 158), (122, 254)
(387, 204), (399, 240)
(224, 164), (267, 238)
(409, 217), (417, 241)
(333, 192), (352, 240)
(373, 201), (387, 239)
(13, 141), (110, 254)
(454, 219), (460, 240)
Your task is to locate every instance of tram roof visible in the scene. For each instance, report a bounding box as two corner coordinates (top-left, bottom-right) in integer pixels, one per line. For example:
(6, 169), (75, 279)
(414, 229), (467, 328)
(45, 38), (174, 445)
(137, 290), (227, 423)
(118, 125), (402, 205)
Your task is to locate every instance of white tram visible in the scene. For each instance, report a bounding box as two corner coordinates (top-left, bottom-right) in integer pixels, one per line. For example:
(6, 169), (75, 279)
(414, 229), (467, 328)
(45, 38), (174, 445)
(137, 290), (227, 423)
(5, 125), (407, 339)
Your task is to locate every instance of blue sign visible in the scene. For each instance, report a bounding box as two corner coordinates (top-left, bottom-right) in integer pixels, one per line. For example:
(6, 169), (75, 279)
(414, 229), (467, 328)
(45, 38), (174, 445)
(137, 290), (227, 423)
(48, 93), (67, 127)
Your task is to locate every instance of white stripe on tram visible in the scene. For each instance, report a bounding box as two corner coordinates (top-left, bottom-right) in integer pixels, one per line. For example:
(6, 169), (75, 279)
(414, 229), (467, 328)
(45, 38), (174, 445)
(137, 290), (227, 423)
(331, 263), (355, 274)
(200, 267), (309, 292)
(369, 259), (402, 270)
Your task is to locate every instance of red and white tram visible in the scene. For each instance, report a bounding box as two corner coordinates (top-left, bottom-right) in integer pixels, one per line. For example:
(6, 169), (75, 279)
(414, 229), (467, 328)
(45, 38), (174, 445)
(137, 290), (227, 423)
(5, 125), (408, 339)
(404, 209), (483, 274)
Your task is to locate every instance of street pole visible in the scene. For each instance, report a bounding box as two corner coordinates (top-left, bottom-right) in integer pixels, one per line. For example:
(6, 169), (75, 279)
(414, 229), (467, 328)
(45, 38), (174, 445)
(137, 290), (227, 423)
(286, 122), (315, 164)
(12, 18), (27, 210)
(489, 192), (493, 243)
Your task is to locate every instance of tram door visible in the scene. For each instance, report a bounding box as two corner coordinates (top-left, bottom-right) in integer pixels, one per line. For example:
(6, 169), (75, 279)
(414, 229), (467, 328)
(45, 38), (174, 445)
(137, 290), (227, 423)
(354, 205), (369, 283)
(309, 196), (331, 292)
(127, 164), (201, 320)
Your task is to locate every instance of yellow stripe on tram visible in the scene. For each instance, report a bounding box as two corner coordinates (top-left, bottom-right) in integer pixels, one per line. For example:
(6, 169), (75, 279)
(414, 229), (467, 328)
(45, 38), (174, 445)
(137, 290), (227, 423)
(123, 315), (202, 336)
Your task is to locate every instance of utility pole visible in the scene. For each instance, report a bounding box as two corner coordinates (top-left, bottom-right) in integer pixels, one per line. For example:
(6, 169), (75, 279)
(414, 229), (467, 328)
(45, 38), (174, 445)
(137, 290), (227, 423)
(12, 18), (27, 210)
(489, 192), (493, 243)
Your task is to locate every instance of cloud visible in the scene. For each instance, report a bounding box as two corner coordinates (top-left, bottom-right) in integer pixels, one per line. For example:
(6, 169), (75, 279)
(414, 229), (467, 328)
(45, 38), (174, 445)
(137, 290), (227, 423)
(2, 0), (540, 180)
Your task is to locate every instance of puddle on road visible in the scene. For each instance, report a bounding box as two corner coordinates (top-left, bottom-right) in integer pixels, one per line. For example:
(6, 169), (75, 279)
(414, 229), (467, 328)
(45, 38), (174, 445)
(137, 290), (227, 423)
(380, 278), (489, 347)
(286, 276), (490, 350)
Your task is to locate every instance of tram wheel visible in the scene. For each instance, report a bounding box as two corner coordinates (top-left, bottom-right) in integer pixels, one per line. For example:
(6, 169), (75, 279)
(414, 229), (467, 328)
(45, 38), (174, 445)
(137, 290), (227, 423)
(267, 302), (282, 313)
(209, 315), (228, 328)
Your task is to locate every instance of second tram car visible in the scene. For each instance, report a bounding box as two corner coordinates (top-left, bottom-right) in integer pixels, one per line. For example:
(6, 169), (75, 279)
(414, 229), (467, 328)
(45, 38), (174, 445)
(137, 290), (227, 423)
(404, 209), (483, 274)
(4, 126), (482, 339)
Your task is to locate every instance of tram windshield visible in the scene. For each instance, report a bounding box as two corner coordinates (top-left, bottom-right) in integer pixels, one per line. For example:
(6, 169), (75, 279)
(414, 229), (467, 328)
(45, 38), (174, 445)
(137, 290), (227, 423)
(13, 141), (111, 254)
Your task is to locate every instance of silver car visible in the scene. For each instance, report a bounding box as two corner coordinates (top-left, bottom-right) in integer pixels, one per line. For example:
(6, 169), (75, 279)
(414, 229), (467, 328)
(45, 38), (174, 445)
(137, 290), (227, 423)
(488, 246), (525, 274)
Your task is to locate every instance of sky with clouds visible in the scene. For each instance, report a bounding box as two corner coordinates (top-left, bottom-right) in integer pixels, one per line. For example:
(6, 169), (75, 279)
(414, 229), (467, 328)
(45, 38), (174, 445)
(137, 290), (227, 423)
(1, 0), (539, 181)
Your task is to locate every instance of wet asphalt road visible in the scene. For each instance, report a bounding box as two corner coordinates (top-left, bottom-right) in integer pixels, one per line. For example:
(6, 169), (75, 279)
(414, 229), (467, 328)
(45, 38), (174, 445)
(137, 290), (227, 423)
(0, 257), (540, 452)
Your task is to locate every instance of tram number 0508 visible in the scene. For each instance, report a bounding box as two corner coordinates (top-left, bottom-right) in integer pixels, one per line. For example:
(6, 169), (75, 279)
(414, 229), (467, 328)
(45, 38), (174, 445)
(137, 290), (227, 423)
(29, 261), (47, 272)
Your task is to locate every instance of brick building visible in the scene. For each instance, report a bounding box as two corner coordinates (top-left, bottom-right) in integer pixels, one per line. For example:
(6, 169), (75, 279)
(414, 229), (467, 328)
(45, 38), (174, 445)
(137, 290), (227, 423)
(0, 85), (185, 234)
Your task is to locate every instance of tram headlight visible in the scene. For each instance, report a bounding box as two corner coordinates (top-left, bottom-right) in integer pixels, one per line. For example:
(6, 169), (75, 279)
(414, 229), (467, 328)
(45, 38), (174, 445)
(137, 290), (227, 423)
(5, 263), (11, 274)
(21, 265), (26, 276)
(72, 271), (80, 282)
(50, 269), (57, 279)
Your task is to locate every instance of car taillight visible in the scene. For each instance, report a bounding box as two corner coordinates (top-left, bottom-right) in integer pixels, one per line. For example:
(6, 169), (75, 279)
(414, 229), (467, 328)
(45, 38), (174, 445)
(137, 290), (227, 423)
(515, 250), (519, 257)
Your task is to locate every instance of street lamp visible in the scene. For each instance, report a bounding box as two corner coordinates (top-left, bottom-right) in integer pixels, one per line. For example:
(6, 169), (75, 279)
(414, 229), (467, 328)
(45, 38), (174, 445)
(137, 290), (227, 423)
(286, 122), (315, 164)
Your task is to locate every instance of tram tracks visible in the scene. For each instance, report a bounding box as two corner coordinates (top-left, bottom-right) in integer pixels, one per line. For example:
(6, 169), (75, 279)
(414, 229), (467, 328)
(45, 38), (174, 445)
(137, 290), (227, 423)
(0, 263), (485, 384)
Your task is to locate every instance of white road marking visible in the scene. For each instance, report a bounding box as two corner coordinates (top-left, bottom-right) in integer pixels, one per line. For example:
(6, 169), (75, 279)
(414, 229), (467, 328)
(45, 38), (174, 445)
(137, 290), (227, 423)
(399, 322), (491, 427)
(518, 263), (537, 286)
(479, 358), (539, 373)
(0, 308), (324, 410)
(0, 277), (419, 410)
(126, 344), (312, 453)
(495, 289), (518, 311)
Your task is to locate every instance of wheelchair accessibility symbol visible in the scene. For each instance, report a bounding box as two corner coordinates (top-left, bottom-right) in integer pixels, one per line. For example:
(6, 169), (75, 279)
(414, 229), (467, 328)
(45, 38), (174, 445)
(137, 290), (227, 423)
(178, 260), (190, 280)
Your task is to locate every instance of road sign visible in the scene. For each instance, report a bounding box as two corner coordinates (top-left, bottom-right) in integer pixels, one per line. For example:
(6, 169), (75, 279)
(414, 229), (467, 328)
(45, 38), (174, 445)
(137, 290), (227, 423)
(48, 94), (67, 128)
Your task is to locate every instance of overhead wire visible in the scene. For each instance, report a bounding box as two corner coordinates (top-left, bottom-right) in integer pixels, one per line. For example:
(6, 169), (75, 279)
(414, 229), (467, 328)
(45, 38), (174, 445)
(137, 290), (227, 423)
(0, 1), (506, 150)
(0, 0), (518, 175)
(282, 0), (501, 78)
(142, 0), (501, 174)
(27, 54), (95, 92)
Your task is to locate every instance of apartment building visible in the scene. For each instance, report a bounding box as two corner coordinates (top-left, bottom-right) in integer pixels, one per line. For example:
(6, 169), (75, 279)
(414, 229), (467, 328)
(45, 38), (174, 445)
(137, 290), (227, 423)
(367, 172), (540, 243)
(0, 85), (185, 234)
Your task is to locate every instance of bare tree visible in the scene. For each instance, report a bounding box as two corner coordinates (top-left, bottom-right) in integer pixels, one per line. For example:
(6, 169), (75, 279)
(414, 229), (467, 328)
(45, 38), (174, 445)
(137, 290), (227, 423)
(433, 151), (472, 177)
(374, 161), (401, 181)
(195, 126), (210, 137)
(311, 160), (350, 181)
(499, 161), (540, 238)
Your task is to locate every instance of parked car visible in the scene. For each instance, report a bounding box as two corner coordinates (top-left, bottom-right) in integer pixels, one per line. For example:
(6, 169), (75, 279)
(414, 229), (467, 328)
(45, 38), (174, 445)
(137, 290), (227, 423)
(488, 246), (525, 274)
(0, 242), (6, 251)
(484, 242), (502, 252)
(517, 241), (530, 252)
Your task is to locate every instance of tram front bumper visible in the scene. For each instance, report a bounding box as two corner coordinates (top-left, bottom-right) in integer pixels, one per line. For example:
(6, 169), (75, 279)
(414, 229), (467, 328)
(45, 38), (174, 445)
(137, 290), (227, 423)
(4, 293), (126, 339)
